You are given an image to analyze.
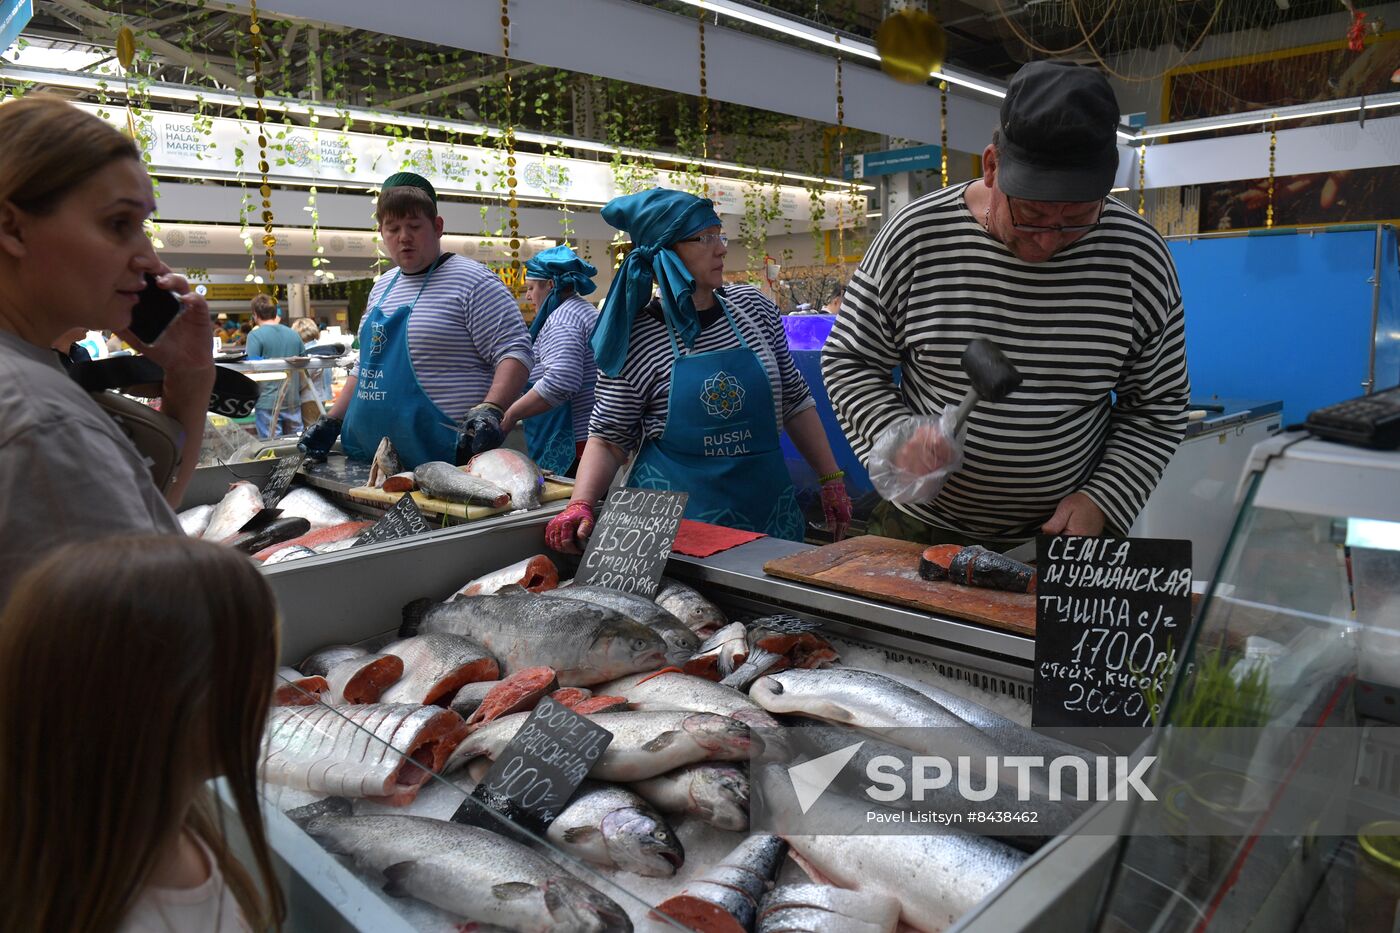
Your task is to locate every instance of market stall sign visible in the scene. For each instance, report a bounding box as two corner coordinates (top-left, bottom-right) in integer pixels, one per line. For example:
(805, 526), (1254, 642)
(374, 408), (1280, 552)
(577, 487), (688, 599)
(260, 453), (305, 508)
(0, 0), (32, 55)
(353, 493), (431, 547)
(843, 144), (941, 180)
(454, 696), (613, 836)
(1032, 535), (1192, 730)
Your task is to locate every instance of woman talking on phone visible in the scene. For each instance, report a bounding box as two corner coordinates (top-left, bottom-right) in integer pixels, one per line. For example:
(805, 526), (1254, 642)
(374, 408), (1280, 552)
(0, 96), (215, 593)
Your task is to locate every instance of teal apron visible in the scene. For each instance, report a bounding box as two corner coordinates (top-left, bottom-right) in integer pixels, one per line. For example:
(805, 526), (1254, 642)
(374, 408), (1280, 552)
(521, 382), (578, 476)
(628, 297), (803, 540)
(342, 266), (457, 469)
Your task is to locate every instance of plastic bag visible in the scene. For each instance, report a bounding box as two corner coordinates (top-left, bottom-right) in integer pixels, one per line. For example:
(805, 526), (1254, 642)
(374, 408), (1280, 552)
(866, 407), (965, 504)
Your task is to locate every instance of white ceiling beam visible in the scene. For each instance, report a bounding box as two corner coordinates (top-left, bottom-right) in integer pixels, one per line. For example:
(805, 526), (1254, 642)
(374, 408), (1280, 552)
(234, 0), (1001, 150)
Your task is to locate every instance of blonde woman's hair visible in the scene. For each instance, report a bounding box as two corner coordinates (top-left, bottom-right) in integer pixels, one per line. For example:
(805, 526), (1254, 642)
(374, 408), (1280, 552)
(291, 316), (320, 341)
(0, 536), (285, 932)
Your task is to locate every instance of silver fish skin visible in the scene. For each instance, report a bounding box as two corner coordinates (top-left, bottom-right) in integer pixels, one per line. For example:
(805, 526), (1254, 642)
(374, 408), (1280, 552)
(378, 632), (500, 705)
(263, 544), (317, 565)
(414, 461), (510, 507)
(299, 644), (368, 678)
(368, 436), (402, 489)
(689, 621), (749, 677)
(203, 481), (264, 542)
(630, 762), (749, 831)
(760, 884), (901, 933)
(275, 486), (352, 530)
(546, 781), (684, 877)
(177, 504), (214, 537)
(654, 834), (786, 932)
(313, 538), (357, 554)
(598, 671), (778, 730)
(450, 710), (755, 781)
(757, 764), (1026, 933)
(464, 447), (544, 509)
(303, 814), (633, 932)
(549, 586), (699, 665)
(719, 647), (784, 690)
(408, 593), (667, 686)
(261, 704), (467, 804)
(448, 679), (500, 719)
(655, 578), (727, 636)
(748, 668), (1015, 772)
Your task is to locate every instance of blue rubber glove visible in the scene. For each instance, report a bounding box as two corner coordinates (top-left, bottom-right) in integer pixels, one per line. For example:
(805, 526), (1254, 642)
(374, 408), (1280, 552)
(456, 402), (504, 464)
(298, 416), (342, 461)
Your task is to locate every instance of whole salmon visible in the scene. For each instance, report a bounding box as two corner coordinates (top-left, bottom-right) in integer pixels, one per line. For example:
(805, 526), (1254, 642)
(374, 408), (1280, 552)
(464, 447), (544, 509)
(414, 461), (509, 507)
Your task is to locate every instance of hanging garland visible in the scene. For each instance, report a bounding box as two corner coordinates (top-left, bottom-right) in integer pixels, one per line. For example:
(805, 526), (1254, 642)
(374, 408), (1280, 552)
(502, 0), (521, 283)
(697, 5), (710, 197)
(1266, 116), (1277, 229)
(939, 80), (949, 189)
(1137, 145), (1146, 217)
(249, 1), (278, 283)
(835, 41), (847, 271)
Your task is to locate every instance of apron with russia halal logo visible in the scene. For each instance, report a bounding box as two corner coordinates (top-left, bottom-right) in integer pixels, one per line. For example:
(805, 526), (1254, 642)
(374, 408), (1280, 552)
(341, 264), (458, 469)
(628, 296), (803, 540)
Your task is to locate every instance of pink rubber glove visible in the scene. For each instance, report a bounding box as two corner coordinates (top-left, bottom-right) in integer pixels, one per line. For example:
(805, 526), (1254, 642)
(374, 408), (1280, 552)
(546, 501), (596, 554)
(821, 480), (852, 542)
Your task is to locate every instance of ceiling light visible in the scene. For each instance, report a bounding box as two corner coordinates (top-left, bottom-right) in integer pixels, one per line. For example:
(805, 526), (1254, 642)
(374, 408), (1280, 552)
(1132, 91), (1400, 141)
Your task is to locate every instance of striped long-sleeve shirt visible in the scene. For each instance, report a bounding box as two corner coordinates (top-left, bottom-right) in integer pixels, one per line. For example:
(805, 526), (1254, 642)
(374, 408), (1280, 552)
(361, 253), (533, 422)
(823, 183), (1190, 540)
(589, 284), (815, 453)
(531, 295), (600, 442)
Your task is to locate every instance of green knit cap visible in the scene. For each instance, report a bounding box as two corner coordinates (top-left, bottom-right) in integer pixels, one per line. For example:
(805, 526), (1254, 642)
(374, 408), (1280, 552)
(381, 171), (437, 209)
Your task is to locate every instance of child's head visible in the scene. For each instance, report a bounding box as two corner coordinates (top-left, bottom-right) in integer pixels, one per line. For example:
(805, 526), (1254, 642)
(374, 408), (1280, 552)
(0, 535), (284, 931)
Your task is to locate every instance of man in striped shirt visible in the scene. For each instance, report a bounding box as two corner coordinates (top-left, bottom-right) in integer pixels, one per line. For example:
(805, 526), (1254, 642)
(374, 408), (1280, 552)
(299, 173), (532, 468)
(824, 61), (1189, 547)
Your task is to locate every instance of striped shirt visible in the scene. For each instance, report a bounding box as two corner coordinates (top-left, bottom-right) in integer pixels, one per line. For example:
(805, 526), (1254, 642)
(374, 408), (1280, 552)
(823, 183), (1190, 540)
(590, 284), (816, 452)
(532, 295), (600, 443)
(362, 253), (533, 421)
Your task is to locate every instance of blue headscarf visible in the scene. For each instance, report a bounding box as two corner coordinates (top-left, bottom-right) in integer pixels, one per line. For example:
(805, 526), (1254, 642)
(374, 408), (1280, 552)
(590, 188), (723, 377)
(524, 244), (598, 338)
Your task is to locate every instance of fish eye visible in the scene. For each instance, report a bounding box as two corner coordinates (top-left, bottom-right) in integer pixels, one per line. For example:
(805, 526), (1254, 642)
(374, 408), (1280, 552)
(632, 638), (649, 651)
(765, 679), (784, 695)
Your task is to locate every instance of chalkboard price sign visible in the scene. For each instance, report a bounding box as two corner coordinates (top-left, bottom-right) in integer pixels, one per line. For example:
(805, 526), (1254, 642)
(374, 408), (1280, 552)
(1032, 535), (1192, 730)
(577, 487), (688, 598)
(260, 452), (305, 508)
(353, 493), (431, 547)
(454, 696), (613, 836)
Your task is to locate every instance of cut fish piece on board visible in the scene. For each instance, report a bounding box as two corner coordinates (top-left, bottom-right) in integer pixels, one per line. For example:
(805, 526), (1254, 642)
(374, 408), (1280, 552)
(324, 653), (405, 704)
(652, 834), (787, 933)
(917, 545), (962, 582)
(381, 472), (416, 493)
(261, 704), (469, 805)
(453, 555), (560, 598)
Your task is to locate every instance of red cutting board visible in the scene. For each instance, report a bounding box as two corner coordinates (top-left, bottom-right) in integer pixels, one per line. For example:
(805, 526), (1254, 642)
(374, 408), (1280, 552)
(763, 535), (1036, 636)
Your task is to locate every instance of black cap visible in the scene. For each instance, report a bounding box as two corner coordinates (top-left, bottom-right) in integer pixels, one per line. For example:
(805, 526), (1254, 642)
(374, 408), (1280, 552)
(997, 61), (1121, 203)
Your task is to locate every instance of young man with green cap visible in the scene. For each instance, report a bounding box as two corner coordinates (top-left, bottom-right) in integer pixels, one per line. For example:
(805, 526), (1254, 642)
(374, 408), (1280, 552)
(824, 60), (1190, 548)
(298, 171), (532, 468)
(499, 243), (600, 476)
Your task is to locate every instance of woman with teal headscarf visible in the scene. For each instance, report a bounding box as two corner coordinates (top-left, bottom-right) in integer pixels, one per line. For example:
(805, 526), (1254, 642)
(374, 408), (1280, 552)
(500, 244), (599, 476)
(544, 187), (852, 552)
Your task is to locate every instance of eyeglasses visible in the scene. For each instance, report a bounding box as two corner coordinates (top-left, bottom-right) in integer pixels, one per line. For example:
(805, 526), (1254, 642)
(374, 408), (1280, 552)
(678, 233), (729, 248)
(1006, 198), (1104, 234)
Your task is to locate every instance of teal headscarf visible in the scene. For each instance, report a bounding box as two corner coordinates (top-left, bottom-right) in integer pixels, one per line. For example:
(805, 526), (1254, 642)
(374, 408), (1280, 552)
(524, 244), (598, 339)
(590, 188), (723, 377)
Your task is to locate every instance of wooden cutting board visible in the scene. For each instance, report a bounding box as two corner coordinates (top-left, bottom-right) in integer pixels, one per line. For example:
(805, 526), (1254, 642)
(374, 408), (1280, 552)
(763, 535), (1036, 636)
(345, 479), (573, 521)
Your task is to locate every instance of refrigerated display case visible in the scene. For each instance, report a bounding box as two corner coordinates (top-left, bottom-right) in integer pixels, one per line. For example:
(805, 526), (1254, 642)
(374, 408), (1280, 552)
(955, 433), (1400, 932)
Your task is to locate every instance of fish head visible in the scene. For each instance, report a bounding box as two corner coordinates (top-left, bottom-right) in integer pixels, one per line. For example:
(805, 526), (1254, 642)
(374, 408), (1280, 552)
(660, 629), (700, 666)
(682, 712), (757, 756)
(542, 877), (633, 932)
(692, 766), (750, 830)
(592, 622), (668, 676)
(600, 807), (684, 877)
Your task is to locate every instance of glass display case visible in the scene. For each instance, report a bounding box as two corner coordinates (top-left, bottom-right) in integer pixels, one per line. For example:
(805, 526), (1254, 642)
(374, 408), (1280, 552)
(956, 434), (1400, 933)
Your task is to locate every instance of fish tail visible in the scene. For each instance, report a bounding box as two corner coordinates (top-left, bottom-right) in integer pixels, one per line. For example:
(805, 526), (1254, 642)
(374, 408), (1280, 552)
(399, 597), (435, 637)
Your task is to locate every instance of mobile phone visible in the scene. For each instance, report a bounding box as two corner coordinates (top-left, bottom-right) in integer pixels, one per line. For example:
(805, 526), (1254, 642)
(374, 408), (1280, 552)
(128, 273), (184, 346)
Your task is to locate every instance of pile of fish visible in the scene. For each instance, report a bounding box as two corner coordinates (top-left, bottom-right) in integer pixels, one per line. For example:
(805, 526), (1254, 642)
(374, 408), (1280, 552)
(264, 564), (1074, 932)
(179, 481), (371, 564)
(367, 435), (548, 511)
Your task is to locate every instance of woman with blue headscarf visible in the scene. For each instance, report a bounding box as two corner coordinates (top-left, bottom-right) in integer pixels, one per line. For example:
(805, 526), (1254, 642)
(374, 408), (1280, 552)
(545, 188), (852, 552)
(500, 244), (599, 477)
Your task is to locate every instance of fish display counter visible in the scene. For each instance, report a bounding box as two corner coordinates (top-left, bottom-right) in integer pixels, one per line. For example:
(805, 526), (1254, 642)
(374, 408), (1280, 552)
(250, 510), (1064, 932)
